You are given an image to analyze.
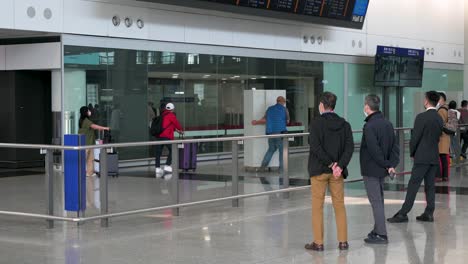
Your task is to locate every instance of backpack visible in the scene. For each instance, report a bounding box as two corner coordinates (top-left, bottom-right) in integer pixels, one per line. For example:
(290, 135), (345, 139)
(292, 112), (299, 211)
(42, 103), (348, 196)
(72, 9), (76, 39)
(447, 109), (459, 133)
(150, 112), (167, 137)
(439, 106), (457, 135)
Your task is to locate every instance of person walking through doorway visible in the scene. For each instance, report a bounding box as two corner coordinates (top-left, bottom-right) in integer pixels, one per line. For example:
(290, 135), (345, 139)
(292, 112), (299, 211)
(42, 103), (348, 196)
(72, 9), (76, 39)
(251, 96), (290, 172)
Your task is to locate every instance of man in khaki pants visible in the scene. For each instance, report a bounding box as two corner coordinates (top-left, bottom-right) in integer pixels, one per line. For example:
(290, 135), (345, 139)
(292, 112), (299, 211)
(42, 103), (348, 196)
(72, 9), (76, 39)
(304, 92), (354, 251)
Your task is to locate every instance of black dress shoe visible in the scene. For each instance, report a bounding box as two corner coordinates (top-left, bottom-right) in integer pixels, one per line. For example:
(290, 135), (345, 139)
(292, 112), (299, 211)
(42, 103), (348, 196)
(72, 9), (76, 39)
(338, 242), (349, 250)
(364, 234), (388, 244)
(387, 213), (408, 223)
(367, 231), (377, 238)
(305, 242), (324, 251)
(416, 214), (434, 222)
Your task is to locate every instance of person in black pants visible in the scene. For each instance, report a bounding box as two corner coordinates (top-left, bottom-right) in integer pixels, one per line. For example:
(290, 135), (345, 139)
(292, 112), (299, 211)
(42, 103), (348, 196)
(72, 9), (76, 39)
(458, 100), (468, 158)
(388, 91), (443, 223)
(360, 95), (399, 244)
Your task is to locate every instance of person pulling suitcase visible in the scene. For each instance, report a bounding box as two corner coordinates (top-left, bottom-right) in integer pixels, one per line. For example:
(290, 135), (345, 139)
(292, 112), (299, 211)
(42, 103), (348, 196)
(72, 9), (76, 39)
(152, 103), (184, 177)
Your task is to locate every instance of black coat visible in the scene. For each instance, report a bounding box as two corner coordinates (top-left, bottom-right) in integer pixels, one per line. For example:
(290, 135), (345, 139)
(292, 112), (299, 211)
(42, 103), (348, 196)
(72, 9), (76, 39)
(360, 112), (399, 178)
(410, 109), (443, 164)
(308, 112), (354, 178)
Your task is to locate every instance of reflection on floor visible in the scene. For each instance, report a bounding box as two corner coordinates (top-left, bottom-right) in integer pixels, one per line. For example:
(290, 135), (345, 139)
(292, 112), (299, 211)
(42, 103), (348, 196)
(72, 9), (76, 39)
(0, 162), (466, 263)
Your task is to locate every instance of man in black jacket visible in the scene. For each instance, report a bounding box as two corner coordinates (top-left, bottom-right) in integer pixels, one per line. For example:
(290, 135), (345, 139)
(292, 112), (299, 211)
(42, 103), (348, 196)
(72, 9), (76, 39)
(305, 92), (354, 252)
(360, 95), (399, 244)
(388, 91), (443, 223)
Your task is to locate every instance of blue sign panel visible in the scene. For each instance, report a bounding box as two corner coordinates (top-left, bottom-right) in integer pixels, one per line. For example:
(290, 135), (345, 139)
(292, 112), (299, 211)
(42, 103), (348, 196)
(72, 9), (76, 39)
(377, 46), (424, 58)
(352, 0), (369, 16)
(64, 134), (87, 212)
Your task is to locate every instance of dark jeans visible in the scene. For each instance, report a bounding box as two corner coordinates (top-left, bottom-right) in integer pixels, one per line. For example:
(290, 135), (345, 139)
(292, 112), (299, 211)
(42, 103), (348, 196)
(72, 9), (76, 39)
(155, 137), (172, 168)
(461, 132), (468, 156)
(399, 164), (438, 216)
(438, 154), (449, 179)
(261, 137), (283, 169)
(450, 134), (461, 158)
(364, 176), (387, 236)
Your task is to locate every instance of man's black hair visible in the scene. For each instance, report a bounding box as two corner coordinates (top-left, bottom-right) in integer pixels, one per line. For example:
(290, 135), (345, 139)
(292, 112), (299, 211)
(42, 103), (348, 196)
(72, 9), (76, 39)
(425, 91), (440, 107)
(319, 92), (337, 110)
(449, 100), (457, 110)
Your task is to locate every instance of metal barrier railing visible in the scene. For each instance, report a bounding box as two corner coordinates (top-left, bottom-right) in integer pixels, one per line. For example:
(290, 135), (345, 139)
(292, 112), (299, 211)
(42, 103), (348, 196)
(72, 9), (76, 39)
(0, 126), (449, 229)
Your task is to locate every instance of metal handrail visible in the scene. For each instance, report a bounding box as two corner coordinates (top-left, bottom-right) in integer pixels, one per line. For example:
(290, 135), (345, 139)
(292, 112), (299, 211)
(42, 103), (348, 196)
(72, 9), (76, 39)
(0, 177), (367, 224)
(0, 127), (416, 228)
(0, 128), (415, 151)
(81, 179), (368, 223)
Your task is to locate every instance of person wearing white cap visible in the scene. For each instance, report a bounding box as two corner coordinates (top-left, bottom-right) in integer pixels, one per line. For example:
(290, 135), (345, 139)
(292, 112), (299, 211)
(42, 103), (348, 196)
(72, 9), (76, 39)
(154, 102), (183, 176)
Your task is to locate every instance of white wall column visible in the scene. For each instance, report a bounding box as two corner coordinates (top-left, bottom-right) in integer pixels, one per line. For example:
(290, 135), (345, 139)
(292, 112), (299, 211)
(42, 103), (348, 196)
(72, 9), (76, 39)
(52, 70), (62, 112)
(51, 70), (62, 146)
(64, 70), (87, 134)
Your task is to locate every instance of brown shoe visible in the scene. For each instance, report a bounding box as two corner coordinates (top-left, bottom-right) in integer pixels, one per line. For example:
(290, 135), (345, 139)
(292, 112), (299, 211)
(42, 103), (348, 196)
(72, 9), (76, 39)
(305, 242), (324, 251)
(338, 242), (349, 250)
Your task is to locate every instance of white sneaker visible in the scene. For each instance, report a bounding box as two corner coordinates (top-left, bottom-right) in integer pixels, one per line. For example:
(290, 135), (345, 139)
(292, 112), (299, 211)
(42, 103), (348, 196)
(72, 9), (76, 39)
(155, 167), (164, 177)
(163, 174), (173, 181)
(163, 165), (173, 173)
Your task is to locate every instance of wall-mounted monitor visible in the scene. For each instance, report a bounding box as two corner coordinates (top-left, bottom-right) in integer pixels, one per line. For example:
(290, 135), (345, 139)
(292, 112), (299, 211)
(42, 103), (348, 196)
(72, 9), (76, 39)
(374, 46), (424, 87)
(140, 0), (370, 29)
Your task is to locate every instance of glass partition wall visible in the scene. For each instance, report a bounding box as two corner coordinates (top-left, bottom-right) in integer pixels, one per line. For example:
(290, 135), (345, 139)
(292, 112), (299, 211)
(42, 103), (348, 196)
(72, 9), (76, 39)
(64, 46), (324, 160)
(64, 45), (464, 161)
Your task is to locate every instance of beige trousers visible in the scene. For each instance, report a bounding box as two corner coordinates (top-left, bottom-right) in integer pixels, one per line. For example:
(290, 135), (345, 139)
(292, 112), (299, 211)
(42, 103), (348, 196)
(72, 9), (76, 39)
(86, 149), (94, 176)
(311, 173), (348, 244)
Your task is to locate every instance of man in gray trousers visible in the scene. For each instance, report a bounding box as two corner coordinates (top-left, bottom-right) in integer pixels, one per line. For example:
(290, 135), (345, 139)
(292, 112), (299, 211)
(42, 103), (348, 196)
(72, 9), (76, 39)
(360, 95), (399, 244)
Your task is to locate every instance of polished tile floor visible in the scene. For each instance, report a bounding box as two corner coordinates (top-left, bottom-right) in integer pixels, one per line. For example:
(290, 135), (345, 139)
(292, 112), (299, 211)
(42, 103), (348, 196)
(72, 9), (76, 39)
(0, 159), (467, 263)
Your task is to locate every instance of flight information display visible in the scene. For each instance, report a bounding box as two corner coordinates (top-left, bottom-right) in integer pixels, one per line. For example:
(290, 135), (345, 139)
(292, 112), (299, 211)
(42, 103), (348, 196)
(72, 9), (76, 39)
(374, 46), (425, 87)
(141, 0), (370, 29)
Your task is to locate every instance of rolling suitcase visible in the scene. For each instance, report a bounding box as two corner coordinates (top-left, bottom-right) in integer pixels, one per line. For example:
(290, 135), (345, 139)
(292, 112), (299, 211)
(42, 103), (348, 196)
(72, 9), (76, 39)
(94, 130), (119, 177)
(179, 143), (197, 172)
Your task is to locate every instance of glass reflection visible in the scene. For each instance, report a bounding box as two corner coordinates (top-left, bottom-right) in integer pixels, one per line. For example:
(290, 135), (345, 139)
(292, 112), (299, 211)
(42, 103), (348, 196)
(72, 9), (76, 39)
(64, 46), (324, 160)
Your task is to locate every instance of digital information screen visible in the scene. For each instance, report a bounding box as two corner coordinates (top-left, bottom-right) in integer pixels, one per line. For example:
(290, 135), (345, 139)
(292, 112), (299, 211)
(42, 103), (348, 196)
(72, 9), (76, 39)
(374, 46), (425, 87)
(141, 0), (370, 29)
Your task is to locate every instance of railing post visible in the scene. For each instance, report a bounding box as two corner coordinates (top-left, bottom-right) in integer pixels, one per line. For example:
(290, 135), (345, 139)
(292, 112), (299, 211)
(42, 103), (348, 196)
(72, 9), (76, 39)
(45, 149), (54, 229)
(282, 137), (289, 199)
(100, 148), (109, 227)
(396, 129), (405, 176)
(232, 140), (239, 207)
(171, 143), (180, 216)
